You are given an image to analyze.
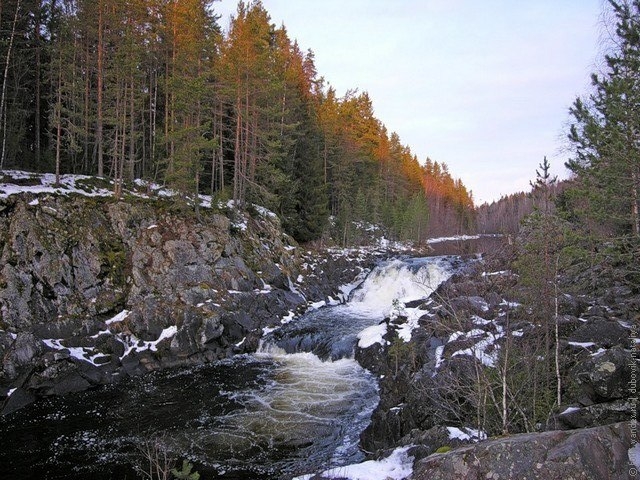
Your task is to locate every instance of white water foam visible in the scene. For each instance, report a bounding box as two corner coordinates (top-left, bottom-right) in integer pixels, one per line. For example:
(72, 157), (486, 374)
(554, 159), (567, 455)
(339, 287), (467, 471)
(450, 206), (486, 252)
(210, 350), (378, 470)
(348, 257), (455, 316)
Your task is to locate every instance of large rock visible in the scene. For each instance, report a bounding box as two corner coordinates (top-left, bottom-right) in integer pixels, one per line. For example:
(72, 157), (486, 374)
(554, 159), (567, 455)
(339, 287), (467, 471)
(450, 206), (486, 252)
(0, 194), (307, 409)
(411, 422), (635, 480)
(555, 399), (636, 429)
(568, 318), (629, 348)
(573, 346), (635, 402)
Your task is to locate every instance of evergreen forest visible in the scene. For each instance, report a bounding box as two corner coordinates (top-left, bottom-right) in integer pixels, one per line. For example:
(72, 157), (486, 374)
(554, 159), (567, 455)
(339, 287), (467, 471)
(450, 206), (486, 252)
(0, 0), (474, 243)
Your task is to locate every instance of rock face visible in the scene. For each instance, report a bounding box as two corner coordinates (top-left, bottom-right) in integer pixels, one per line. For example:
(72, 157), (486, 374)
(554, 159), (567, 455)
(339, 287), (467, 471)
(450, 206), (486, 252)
(411, 421), (635, 480)
(0, 194), (315, 412)
(356, 246), (638, 478)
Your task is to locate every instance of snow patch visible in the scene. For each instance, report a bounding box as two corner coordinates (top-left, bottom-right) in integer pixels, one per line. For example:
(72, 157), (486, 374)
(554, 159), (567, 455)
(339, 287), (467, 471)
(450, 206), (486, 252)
(482, 270), (509, 277)
(500, 300), (521, 308)
(568, 341), (596, 348)
(449, 325), (504, 368)
(309, 300), (327, 310)
(446, 426), (487, 442)
(434, 345), (445, 370)
(42, 338), (107, 366)
(629, 444), (640, 470)
(560, 406), (581, 415)
(294, 446), (414, 480)
(105, 310), (130, 325)
(357, 323), (388, 349)
(118, 326), (178, 357)
(427, 235), (480, 244)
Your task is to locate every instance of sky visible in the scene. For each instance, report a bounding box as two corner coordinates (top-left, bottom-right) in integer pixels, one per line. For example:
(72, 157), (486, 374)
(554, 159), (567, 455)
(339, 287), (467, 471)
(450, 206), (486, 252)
(213, 0), (605, 205)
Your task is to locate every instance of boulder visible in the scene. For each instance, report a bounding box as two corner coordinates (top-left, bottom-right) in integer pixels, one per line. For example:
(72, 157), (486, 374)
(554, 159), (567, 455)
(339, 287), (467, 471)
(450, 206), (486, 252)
(411, 422), (634, 480)
(568, 318), (629, 348)
(448, 296), (491, 316)
(1, 333), (44, 380)
(396, 425), (477, 463)
(554, 399), (636, 429)
(1, 387), (36, 415)
(573, 346), (635, 402)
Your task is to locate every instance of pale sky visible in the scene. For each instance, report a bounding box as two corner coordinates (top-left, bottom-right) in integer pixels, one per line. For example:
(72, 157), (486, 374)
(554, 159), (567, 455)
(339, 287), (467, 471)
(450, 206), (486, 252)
(213, 1), (604, 205)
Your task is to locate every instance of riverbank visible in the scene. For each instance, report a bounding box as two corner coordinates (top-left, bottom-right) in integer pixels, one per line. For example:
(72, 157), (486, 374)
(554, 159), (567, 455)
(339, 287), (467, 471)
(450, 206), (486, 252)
(349, 239), (638, 480)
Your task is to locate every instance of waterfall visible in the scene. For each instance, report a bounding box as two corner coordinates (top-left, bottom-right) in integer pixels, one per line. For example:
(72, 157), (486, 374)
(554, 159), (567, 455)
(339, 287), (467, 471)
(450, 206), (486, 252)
(263, 256), (458, 361)
(348, 256), (456, 315)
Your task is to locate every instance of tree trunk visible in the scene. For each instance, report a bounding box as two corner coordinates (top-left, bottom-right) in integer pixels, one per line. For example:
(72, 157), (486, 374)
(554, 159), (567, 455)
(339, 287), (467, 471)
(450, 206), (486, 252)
(555, 258), (562, 408)
(632, 167), (640, 236)
(129, 76), (135, 181)
(97, 0), (104, 177)
(55, 52), (62, 186)
(34, 0), (42, 166)
(233, 92), (242, 203)
(0, 0), (21, 169)
(84, 33), (90, 172)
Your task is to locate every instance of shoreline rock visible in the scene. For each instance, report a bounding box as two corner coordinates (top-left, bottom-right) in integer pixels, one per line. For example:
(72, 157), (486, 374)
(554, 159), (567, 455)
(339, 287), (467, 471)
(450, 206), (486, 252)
(0, 194), (383, 414)
(354, 246), (638, 477)
(411, 421), (635, 480)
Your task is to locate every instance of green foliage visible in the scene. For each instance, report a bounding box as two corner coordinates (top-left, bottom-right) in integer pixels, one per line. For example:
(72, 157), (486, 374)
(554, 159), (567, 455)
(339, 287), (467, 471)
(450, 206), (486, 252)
(99, 236), (128, 286)
(388, 336), (416, 376)
(1, 0), (474, 245)
(565, 0), (640, 238)
(435, 446), (452, 453)
(171, 460), (200, 480)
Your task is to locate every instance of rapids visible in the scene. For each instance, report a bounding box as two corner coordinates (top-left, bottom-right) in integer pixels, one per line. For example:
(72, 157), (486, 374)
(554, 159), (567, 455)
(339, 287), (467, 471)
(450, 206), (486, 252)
(0, 255), (461, 479)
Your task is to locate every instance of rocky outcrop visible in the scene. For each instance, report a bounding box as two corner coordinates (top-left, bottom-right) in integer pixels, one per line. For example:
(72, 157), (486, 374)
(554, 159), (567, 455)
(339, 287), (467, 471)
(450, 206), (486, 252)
(356, 247), (639, 477)
(0, 193), (317, 412)
(411, 421), (635, 480)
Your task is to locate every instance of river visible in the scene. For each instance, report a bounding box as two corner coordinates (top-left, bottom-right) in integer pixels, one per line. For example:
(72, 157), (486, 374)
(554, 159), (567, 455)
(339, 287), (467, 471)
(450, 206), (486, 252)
(0, 254), (466, 480)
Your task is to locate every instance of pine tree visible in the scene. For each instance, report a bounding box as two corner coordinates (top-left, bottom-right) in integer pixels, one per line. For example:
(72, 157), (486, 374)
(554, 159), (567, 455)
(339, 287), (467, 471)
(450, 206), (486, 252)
(567, 0), (640, 237)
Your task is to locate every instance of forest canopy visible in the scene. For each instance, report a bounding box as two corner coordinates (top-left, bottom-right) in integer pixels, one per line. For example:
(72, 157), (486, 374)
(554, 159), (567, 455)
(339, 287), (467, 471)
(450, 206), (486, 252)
(0, 0), (473, 243)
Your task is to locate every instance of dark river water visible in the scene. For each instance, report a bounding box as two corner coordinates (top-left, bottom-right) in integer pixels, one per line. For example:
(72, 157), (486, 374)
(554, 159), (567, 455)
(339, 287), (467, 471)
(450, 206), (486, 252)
(0, 251), (482, 480)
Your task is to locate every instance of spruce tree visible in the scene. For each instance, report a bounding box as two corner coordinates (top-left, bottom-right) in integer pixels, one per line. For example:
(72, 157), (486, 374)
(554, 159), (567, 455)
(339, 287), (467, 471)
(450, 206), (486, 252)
(567, 0), (640, 237)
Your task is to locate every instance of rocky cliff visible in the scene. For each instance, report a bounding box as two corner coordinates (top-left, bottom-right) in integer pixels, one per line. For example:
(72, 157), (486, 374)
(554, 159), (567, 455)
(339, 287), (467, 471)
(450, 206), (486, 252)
(353, 245), (638, 479)
(0, 184), (374, 414)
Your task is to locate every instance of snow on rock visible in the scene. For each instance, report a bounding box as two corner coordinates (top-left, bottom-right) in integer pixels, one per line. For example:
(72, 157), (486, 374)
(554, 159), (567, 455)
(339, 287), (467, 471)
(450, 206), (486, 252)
(499, 300), (521, 309)
(482, 270), (510, 277)
(309, 300), (327, 310)
(294, 446), (414, 480)
(471, 315), (491, 325)
(42, 339), (106, 366)
(629, 444), (640, 470)
(568, 341), (597, 348)
(358, 323), (388, 349)
(446, 426), (487, 442)
(105, 310), (130, 325)
(252, 204), (277, 218)
(560, 406), (581, 415)
(395, 306), (425, 343)
(426, 235), (480, 244)
(436, 322), (505, 369)
(434, 345), (445, 370)
(451, 330), (502, 368)
(0, 171), (283, 227)
(281, 311), (296, 324)
(119, 326), (178, 357)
